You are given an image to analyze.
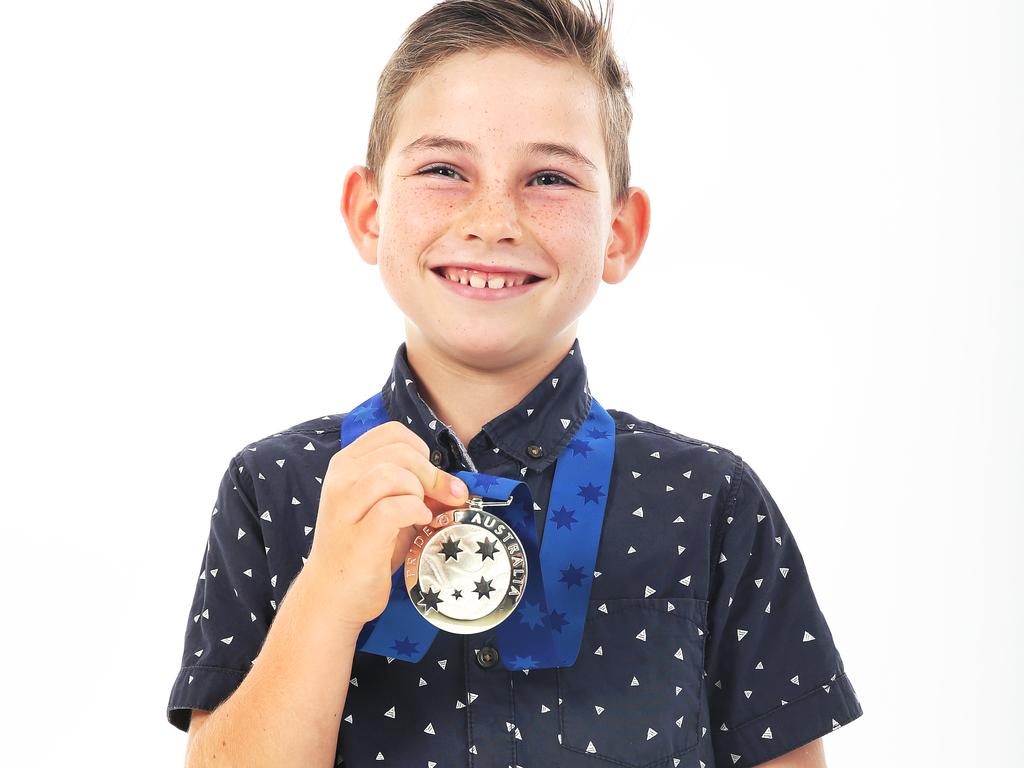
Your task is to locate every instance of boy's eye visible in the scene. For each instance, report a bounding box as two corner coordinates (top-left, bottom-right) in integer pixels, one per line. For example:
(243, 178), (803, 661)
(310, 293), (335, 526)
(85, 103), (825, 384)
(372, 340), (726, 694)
(417, 164), (574, 187)
(418, 164), (462, 180)
(530, 172), (573, 187)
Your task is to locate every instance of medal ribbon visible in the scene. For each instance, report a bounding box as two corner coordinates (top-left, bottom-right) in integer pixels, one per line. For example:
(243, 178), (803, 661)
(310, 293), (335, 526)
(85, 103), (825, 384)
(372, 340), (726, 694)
(339, 391), (614, 670)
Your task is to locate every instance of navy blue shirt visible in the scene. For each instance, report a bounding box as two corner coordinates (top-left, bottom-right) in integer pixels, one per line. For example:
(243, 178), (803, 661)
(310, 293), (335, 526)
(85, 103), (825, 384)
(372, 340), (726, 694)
(167, 337), (863, 767)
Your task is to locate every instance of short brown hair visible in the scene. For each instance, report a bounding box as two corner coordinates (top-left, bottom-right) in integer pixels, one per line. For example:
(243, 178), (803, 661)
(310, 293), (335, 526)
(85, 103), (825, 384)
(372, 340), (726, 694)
(365, 0), (633, 208)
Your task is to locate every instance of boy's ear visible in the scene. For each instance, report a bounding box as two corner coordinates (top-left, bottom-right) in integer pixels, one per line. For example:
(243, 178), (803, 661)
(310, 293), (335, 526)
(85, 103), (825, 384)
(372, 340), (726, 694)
(341, 165), (380, 267)
(602, 186), (651, 285)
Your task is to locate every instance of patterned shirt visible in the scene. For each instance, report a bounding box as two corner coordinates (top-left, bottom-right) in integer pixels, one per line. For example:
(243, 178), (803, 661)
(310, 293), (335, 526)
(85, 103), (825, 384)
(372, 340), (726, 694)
(166, 337), (863, 767)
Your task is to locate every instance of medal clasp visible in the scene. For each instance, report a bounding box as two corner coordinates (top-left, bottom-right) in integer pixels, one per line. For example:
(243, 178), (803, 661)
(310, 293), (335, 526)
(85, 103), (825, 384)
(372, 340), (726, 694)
(467, 494), (514, 513)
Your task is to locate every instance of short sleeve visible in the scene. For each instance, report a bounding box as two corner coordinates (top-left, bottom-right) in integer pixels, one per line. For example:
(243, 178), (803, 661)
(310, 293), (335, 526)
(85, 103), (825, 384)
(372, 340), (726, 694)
(165, 452), (276, 733)
(704, 459), (863, 767)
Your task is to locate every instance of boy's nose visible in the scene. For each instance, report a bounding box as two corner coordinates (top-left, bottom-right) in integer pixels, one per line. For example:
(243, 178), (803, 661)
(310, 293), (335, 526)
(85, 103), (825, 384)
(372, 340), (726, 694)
(459, 190), (523, 244)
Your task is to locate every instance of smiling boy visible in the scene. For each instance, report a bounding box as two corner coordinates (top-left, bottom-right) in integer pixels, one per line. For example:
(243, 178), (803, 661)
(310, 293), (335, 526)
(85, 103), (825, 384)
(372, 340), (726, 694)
(167, 2), (863, 767)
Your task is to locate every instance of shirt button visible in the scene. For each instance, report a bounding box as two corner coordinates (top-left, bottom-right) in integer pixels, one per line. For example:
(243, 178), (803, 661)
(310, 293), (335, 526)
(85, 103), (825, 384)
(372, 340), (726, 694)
(526, 443), (544, 459)
(430, 448), (444, 467)
(475, 645), (500, 669)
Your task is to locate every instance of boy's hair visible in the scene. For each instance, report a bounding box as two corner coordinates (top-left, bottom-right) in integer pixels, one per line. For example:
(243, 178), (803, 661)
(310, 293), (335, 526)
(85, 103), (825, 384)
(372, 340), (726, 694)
(366, 0), (633, 209)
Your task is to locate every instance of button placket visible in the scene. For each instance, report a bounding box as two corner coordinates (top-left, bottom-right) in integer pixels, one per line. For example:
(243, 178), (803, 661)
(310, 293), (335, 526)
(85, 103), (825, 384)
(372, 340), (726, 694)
(464, 634), (515, 766)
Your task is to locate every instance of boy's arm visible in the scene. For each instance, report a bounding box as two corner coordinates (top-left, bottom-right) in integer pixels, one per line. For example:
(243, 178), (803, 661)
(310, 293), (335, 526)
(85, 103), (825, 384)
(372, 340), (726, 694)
(184, 561), (363, 768)
(755, 738), (826, 767)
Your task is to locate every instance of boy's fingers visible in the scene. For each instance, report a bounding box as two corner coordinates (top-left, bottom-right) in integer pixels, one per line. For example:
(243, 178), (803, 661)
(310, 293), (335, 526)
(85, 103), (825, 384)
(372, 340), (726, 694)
(431, 464), (469, 505)
(423, 495), (453, 514)
(376, 447), (465, 505)
(348, 443), (467, 508)
(357, 422), (469, 503)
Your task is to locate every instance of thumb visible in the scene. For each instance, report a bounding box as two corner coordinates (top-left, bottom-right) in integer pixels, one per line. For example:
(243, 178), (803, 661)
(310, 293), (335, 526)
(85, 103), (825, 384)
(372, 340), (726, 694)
(424, 492), (469, 516)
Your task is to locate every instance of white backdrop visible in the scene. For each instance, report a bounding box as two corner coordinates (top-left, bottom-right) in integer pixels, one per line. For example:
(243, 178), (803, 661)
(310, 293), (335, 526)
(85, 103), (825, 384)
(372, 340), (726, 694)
(2, 1), (1021, 765)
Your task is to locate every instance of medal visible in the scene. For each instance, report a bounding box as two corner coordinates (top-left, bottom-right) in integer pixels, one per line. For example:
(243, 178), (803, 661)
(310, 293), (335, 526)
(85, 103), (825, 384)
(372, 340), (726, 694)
(341, 386), (615, 670)
(404, 495), (527, 633)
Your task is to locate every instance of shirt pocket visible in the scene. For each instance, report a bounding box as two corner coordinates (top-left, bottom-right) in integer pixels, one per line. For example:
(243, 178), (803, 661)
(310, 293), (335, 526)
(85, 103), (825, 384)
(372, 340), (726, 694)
(556, 597), (707, 767)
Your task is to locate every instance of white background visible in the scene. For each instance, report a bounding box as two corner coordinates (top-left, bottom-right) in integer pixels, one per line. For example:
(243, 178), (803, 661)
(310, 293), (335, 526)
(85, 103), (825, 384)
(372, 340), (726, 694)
(2, 1), (1021, 765)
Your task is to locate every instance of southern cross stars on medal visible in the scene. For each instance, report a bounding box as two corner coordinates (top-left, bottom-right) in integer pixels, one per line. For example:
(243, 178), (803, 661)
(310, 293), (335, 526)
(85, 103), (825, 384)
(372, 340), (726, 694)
(405, 497), (528, 634)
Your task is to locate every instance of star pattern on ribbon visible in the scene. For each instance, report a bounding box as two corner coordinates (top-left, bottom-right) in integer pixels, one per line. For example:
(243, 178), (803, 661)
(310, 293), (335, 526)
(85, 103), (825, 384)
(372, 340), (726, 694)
(567, 436), (597, 458)
(578, 481), (607, 505)
(559, 563), (588, 589)
(349, 401), (384, 425)
(389, 636), (419, 658)
(549, 505), (579, 530)
(516, 598), (546, 630)
(546, 608), (570, 634)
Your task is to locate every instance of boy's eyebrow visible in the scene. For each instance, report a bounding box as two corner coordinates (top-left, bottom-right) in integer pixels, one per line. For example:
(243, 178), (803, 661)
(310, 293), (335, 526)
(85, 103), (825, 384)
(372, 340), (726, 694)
(399, 134), (597, 173)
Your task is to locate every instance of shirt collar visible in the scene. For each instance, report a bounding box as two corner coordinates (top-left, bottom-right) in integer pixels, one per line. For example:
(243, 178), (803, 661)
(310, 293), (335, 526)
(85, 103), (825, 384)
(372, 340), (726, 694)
(380, 337), (592, 474)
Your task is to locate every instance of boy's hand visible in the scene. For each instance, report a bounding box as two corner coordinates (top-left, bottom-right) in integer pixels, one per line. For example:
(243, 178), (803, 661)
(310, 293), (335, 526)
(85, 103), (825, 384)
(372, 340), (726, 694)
(305, 421), (469, 628)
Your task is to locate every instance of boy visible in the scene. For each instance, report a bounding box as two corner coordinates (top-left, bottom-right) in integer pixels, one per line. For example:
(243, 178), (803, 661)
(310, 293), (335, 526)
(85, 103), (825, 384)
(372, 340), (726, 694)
(166, 1), (863, 766)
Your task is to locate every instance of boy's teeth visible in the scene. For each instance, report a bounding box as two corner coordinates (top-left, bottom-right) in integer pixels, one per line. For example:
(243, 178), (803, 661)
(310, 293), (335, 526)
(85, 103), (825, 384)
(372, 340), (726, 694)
(471, 274), (505, 289)
(441, 267), (530, 288)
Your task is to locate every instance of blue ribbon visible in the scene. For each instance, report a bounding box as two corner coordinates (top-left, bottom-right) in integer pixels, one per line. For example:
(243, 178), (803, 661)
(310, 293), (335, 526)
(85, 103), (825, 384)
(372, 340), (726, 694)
(340, 391), (614, 670)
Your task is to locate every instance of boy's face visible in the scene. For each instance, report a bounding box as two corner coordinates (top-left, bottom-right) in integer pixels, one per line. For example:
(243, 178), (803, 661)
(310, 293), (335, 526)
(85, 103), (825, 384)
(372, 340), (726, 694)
(343, 47), (648, 368)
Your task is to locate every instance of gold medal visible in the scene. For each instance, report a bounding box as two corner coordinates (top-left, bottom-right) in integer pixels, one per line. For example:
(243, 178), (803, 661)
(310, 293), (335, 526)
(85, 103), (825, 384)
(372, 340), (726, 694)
(404, 495), (528, 634)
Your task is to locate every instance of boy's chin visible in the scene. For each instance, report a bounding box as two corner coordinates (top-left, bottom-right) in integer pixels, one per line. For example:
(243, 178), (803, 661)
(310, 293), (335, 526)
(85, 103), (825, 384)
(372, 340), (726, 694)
(423, 333), (543, 360)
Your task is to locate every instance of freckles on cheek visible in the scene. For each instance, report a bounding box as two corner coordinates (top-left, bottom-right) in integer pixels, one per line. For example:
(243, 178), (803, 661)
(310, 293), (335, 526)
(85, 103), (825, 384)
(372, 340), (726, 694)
(393, 187), (457, 226)
(532, 198), (600, 236)
(539, 218), (596, 254)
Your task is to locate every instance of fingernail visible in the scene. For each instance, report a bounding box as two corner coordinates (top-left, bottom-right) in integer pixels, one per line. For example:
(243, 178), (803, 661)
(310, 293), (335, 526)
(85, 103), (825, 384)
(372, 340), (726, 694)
(451, 478), (467, 498)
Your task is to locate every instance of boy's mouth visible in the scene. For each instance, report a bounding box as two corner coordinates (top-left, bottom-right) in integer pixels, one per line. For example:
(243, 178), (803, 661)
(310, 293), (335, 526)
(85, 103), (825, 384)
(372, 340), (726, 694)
(430, 266), (544, 289)
(430, 265), (546, 301)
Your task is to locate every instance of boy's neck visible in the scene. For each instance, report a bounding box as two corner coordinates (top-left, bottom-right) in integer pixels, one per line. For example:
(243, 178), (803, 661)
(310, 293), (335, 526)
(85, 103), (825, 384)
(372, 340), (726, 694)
(404, 324), (578, 450)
